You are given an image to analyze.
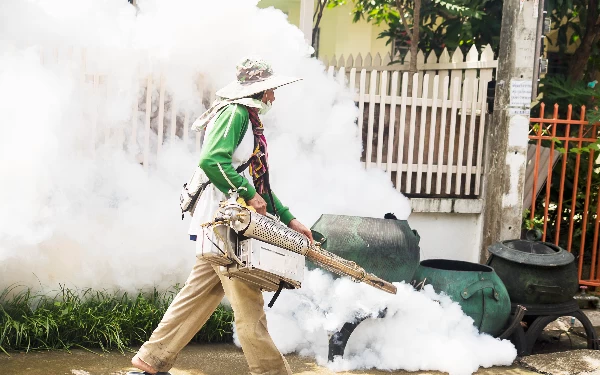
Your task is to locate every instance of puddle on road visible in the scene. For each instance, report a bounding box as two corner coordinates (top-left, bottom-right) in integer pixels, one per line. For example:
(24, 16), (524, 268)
(0, 344), (212, 375)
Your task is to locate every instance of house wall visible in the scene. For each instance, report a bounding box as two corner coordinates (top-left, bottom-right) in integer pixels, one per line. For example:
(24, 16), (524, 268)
(408, 212), (483, 262)
(259, 0), (301, 26)
(316, 3), (391, 59)
(257, 0), (391, 58)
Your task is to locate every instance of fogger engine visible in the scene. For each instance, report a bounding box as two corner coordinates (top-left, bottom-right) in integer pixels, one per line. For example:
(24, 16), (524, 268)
(198, 222), (305, 293)
(199, 195), (397, 295)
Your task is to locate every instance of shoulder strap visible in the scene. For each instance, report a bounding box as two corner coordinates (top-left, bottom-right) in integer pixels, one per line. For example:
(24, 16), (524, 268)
(264, 172), (278, 218)
(205, 160), (251, 188)
(184, 160), (252, 219)
(235, 159), (252, 174)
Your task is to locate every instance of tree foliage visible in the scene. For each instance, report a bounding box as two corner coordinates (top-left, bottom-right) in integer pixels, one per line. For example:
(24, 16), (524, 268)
(338, 0), (600, 80)
(547, 0), (600, 81)
(342, 0), (502, 56)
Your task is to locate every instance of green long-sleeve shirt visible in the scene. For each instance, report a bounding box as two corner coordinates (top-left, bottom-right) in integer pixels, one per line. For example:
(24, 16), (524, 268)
(198, 103), (295, 225)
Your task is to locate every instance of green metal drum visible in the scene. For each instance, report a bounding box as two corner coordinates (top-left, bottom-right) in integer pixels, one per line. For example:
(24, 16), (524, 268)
(310, 214), (421, 283)
(413, 259), (511, 336)
(487, 240), (578, 304)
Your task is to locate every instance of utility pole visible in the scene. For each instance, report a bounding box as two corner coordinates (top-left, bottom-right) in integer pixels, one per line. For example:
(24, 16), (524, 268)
(480, 0), (540, 261)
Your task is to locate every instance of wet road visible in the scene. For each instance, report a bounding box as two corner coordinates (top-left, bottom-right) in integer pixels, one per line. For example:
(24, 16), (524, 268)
(0, 343), (536, 375)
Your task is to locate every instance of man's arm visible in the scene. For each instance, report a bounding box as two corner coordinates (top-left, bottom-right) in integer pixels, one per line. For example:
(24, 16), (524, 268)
(198, 104), (256, 201)
(263, 190), (313, 242)
(262, 191), (295, 225)
(198, 104), (312, 242)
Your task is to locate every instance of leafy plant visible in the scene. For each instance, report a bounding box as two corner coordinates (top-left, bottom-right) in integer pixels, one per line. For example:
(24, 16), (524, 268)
(0, 285), (234, 355)
(535, 76), (600, 119)
(523, 209), (545, 231)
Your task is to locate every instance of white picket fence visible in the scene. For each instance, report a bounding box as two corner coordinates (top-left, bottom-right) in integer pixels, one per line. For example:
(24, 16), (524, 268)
(81, 73), (212, 170)
(132, 75), (213, 170)
(45, 43), (496, 199)
(325, 45), (497, 198)
(322, 44), (496, 75)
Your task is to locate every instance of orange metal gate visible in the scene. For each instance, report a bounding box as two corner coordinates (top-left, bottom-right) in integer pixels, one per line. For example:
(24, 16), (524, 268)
(529, 103), (600, 287)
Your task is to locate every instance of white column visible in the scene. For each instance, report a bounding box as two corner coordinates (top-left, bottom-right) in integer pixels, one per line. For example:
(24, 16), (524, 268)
(299, 0), (315, 45)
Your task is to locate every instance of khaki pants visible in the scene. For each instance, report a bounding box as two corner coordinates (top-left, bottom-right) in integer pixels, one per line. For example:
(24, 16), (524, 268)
(137, 257), (291, 375)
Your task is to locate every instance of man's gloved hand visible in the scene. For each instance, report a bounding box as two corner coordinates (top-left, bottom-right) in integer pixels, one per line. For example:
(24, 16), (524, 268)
(288, 219), (314, 244)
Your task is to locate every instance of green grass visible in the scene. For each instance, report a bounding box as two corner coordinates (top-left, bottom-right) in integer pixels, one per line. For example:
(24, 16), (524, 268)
(0, 285), (234, 356)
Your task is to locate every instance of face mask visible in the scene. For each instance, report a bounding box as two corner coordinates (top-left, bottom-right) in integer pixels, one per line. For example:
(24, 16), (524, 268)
(259, 100), (272, 115)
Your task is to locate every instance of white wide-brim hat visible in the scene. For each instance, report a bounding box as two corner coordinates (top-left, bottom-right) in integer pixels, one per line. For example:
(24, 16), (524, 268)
(216, 58), (302, 100)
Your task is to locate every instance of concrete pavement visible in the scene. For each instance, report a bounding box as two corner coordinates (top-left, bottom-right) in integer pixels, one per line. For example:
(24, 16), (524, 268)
(1, 343), (538, 375)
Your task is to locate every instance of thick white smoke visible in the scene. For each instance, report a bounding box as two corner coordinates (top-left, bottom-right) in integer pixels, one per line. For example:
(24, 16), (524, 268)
(0, 0), (410, 289)
(257, 271), (517, 375)
(0, 0), (516, 372)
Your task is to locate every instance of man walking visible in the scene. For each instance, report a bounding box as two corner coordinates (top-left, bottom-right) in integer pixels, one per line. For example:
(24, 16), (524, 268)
(129, 58), (313, 375)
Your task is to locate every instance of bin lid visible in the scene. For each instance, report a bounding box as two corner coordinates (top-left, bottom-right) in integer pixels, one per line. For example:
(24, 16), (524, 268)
(488, 240), (574, 266)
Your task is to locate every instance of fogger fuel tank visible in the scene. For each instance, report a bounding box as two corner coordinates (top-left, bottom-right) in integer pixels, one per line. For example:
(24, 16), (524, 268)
(310, 214), (421, 283)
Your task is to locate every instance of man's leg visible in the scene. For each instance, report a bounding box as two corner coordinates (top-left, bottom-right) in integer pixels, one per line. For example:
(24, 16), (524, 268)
(133, 258), (225, 373)
(216, 268), (292, 375)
